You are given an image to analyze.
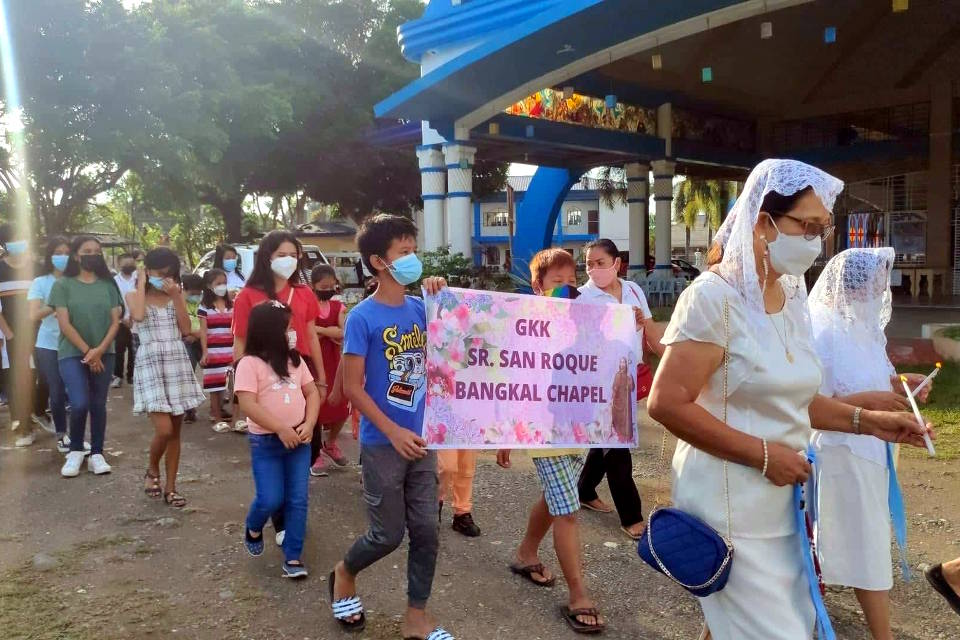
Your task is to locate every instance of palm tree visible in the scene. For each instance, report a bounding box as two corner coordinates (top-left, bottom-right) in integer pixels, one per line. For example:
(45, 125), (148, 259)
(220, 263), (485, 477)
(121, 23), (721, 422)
(673, 178), (738, 259)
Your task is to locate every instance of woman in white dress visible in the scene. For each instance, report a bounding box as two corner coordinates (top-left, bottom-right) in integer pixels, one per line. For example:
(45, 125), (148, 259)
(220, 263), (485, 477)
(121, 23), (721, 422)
(809, 247), (930, 640)
(648, 159), (933, 640)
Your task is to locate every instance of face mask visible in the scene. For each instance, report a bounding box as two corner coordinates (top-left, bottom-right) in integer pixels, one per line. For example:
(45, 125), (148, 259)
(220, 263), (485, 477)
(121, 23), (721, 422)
(212, 284), (228, 297)
(79, 254), (105, 272)
(315, 289), (336, 301)
(5, 240), (26, 255)
(51, 255), (69, 272)
(286, 330), (298, 350)
(544, 285), (580, 300)
(765, 216), (822, 277)
(187, 294), (202, 303)
(222, 258), (237, 273)
(148, 276), (167, 289)
(271, 256), (298, 280)
(384, 253), (423, 286)
(120, 265), (136, 275)
(587, 263), (619, 289)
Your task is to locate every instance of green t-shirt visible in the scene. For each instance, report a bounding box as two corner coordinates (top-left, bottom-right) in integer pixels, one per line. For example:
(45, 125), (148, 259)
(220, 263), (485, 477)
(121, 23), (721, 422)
(48, 277), (123, 360)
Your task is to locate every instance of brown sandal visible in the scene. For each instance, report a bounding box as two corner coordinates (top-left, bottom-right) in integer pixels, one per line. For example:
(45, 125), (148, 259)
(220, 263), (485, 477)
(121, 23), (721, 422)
(164, 491), (187, 508)
(144, 472), (162, 498)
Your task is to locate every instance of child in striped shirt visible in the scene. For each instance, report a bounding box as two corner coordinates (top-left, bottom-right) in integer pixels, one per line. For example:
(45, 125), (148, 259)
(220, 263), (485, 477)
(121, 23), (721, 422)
(198, 268), (235, 431)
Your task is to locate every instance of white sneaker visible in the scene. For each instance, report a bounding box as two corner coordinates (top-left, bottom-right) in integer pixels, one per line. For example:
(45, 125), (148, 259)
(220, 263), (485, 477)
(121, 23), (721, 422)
(14, 432), (35, 447)
(32, 414), (56, 434)
(61, 451), (85, 477)
(110, 376), (122, 388)
(275, 530), (285, 547)
(87, 454), (112, 475)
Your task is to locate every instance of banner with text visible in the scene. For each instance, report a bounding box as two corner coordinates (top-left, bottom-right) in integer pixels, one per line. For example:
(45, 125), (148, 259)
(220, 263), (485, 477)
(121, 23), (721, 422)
(423, 288), (638, 449)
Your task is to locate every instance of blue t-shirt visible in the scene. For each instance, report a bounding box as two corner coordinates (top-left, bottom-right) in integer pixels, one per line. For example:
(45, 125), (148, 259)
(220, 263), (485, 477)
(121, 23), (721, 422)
(27, 274), (61, 351)
(343, 296), (427, 446)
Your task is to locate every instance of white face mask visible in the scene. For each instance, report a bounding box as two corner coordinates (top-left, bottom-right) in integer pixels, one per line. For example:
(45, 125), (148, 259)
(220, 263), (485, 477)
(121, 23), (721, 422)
(271, 256), (298, 279)
(286, 330), (297, 350)
(212, 284), (228, 297)
(766, 216), (822, 277)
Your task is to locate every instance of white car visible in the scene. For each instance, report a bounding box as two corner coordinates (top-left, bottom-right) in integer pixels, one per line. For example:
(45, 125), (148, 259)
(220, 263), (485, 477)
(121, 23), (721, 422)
(193, 243), (330, 284)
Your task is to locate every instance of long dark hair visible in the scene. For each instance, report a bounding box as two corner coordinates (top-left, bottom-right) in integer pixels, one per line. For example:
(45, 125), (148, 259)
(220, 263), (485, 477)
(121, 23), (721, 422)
(213, 244), (244, 281)
(43, 235), (70, 275)
(201, 268), (232, 309)
(243, 302), (301, 381)
(583, 238), (620, 260)
(64, 235), (125, 313)
(247, 230), (303, 300)
(144, 248), (182, 291)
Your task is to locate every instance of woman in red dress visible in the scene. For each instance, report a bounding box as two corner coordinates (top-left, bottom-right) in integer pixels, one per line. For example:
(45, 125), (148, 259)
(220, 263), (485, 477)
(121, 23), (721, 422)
(309, 264), (350, 476)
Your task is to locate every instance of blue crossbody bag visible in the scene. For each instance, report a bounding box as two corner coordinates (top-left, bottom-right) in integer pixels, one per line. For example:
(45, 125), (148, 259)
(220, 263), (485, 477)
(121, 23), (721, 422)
(638, 299), (734, 597)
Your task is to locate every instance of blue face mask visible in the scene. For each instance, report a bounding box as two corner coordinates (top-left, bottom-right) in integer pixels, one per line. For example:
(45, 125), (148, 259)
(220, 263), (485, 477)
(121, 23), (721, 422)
(187, 294), (202, 304)
(5, 240), (26, 256)
(222, 258), (237, 273)
(51, 255), (69, 272)
(384, 253), (423, 286)
(148, 276), (167, 290)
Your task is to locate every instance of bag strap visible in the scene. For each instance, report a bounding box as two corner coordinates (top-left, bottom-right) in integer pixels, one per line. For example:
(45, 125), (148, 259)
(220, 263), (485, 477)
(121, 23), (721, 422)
(286, 286), (295, 306)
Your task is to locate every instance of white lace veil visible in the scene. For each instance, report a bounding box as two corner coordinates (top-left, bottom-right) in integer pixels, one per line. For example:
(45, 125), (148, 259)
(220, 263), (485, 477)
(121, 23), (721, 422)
(808, 247), (896, 395)
(714, 159), (845, 332)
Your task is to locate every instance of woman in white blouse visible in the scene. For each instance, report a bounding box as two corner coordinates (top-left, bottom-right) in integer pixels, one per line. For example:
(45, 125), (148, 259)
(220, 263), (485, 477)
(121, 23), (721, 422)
(648, 159), (932, 640)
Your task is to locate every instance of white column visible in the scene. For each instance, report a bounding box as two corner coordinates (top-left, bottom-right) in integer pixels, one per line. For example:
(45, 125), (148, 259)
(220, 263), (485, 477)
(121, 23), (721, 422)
(625, 162), (649, 277)
(651, 159), (676, 279)
(416, 145), (446, 251)
(443, 142), (476, 258)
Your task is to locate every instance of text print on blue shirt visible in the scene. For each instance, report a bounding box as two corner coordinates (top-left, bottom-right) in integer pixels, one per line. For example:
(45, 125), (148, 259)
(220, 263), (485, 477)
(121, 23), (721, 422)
(383, 324), (426, 410)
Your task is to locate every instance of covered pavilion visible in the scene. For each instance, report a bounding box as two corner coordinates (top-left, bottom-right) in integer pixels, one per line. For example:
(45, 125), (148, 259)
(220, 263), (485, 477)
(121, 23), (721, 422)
(374, 0), (960, 294)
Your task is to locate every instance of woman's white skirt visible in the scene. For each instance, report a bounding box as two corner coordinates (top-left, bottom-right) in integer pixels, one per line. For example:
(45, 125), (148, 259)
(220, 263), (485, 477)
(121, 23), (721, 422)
(815, 444), (892, 590)
(700, 534), (815, 640)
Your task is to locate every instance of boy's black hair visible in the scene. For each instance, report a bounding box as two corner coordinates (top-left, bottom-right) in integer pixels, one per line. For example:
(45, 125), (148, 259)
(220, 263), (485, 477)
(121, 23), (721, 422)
(310, 263), (337, 284)
(42, 236), (70, 275)
(243, 302), (301, 381)
(181, 273), (203, 292)
(201, 268), (232, 309)
(144, 248), (182, 290)
(356, 214), (418, 274)
(247, 230), (303, 299)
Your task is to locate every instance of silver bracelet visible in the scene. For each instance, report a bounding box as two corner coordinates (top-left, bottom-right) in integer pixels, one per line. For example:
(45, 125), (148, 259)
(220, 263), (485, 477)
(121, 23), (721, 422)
(760, 438), (769, 479)
(853, 406), (863, 435)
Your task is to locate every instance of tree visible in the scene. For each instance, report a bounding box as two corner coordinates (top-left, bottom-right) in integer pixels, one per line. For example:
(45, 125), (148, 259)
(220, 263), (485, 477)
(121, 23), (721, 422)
(673, 178), (738, 259)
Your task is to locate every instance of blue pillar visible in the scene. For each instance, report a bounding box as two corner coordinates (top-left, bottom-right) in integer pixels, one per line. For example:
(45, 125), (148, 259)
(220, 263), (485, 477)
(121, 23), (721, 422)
(511, 167), (580, 285)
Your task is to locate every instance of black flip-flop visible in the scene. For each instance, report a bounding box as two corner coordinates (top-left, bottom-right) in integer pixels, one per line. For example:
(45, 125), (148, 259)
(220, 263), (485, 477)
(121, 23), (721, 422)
(328, 570), (366, 632)
(403, 627), (455, 640)
(925, 563), (960, 617)
(509, 562), (556, 587)
(560, 605), (606, 635)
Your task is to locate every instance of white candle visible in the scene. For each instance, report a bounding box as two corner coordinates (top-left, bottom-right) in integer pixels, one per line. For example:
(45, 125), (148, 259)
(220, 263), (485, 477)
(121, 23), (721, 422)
(900, 375), (936, 457)
(910, 362), (942, 397)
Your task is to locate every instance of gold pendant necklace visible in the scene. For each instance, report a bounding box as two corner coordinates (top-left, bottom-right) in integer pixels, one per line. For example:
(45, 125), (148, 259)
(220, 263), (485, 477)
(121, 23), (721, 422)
(769, 313), (794, 363)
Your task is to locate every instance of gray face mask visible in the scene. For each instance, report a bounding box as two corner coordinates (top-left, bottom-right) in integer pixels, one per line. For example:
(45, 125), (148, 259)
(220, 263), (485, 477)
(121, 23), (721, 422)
(766, 216), (822, 276)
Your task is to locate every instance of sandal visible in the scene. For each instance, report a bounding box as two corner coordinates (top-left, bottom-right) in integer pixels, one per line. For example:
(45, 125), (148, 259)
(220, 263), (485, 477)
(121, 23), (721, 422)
(232, 419), (248, 433)
(328, 570), (366, 632)
(163, 491), (187, 508)
(509, 562), (556, 587)
(144, 472), (162, 498)
(620, 523), (646, 541)
(212, 421), (232, 433)
(404, 627), (455, 640)
(582, 499), (613, 513)
(560, 606), (606, 635)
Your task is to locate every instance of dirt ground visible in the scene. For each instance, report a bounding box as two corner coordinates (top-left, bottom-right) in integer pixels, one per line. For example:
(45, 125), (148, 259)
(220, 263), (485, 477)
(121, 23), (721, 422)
(1, 388), (959, 640)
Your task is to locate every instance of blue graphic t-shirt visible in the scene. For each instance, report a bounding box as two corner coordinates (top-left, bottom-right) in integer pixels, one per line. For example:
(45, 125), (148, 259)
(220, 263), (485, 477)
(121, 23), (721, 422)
(343, 295), (427, 446)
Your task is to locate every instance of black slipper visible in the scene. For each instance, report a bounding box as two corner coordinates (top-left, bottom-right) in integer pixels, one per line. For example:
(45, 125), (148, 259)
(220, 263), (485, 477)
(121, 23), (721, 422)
(925, 563), (960, 617)
(509, 562), (556, 587)
(560, 605), (606, 635)
(328, 570), (366, 632)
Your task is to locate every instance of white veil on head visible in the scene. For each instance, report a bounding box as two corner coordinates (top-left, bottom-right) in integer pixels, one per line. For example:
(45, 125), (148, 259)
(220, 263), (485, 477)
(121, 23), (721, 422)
(713, 159), (845, 331)
(808, 247), (896, 395)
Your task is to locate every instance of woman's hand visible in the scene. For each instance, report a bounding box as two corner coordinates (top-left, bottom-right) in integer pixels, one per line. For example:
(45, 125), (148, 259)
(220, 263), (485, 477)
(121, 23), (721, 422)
(764, 442), (812, 486)
(862, 409), (935, 448)
(277, 425), (302, 449)
(295, 421), (314, 444)
(422, 277), (447, 296)
(844, 391), (909, 412)
(161, 278), (180, 296)
(199, 351), (208, 366)
(896, 372), (932, 403)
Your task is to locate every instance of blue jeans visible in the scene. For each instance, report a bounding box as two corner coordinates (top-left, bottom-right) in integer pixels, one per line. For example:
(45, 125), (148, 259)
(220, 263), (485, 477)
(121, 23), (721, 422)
(59, 355), (115, 454)
(34, 348), (68, 435)
(246, 434), (310, 562)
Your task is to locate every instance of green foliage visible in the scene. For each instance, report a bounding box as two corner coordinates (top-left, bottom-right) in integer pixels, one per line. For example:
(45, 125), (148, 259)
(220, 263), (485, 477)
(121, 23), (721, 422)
(673, 178), (738, 231)
(938, 326), (960, 341)
(898, 361), (960, 460)
(420, 247), (474, 281)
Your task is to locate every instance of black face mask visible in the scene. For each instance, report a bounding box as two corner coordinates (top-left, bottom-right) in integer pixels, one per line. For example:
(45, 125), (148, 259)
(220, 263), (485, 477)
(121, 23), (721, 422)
(79, 254), (106, 272)
(315, 289), (336, 301)
(120, 264), (136, 275)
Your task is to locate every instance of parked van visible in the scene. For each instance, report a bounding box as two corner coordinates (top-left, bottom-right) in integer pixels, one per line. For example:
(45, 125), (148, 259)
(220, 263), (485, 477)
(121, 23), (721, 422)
(193, 243), (329, 284)
(323, 251), (370, 287)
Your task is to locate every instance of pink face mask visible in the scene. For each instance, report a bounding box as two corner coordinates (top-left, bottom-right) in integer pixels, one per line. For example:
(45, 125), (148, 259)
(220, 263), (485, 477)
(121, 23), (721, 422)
(587, 263), (619, 288)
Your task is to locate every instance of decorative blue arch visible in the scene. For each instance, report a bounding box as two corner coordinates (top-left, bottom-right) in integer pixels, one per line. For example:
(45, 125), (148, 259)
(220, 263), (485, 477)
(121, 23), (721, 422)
(510, 167), (581, 284)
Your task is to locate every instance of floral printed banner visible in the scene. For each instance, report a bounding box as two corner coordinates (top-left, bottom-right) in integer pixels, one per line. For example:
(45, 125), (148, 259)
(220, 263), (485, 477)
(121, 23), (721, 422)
(423, 288), (639, 449)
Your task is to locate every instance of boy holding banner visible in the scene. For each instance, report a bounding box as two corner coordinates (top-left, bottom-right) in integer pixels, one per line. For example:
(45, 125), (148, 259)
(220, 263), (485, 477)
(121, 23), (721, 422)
(497, 247), (606, 635)
(330, 214), (454, 640)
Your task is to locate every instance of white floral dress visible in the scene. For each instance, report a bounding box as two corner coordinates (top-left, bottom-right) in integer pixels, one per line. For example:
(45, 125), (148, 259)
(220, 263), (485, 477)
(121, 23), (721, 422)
(133, 301), (204, 415)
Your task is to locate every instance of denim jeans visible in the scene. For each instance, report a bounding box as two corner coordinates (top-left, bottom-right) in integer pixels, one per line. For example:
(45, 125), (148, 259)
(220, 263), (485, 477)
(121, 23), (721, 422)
(344, 445), (438, 609)
(34, 348), (68, 435)
(59, 354), (114, 454)
(245, 434), (310, 562)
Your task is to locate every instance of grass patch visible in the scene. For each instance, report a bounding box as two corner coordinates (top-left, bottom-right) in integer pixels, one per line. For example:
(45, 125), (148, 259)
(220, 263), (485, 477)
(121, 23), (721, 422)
(898, 361), (960, 460)
(938, 326), (960, 340)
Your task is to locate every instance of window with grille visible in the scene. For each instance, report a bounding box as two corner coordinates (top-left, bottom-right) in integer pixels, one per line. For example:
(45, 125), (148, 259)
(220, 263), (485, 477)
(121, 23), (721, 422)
(566, 209), (583, 226)
(484, 210), (509, 227)
(587, 210), (599, 235)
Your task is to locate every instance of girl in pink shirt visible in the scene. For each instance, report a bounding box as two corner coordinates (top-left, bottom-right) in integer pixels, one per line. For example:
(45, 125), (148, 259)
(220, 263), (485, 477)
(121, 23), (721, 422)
(235, 301), (320, 579)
